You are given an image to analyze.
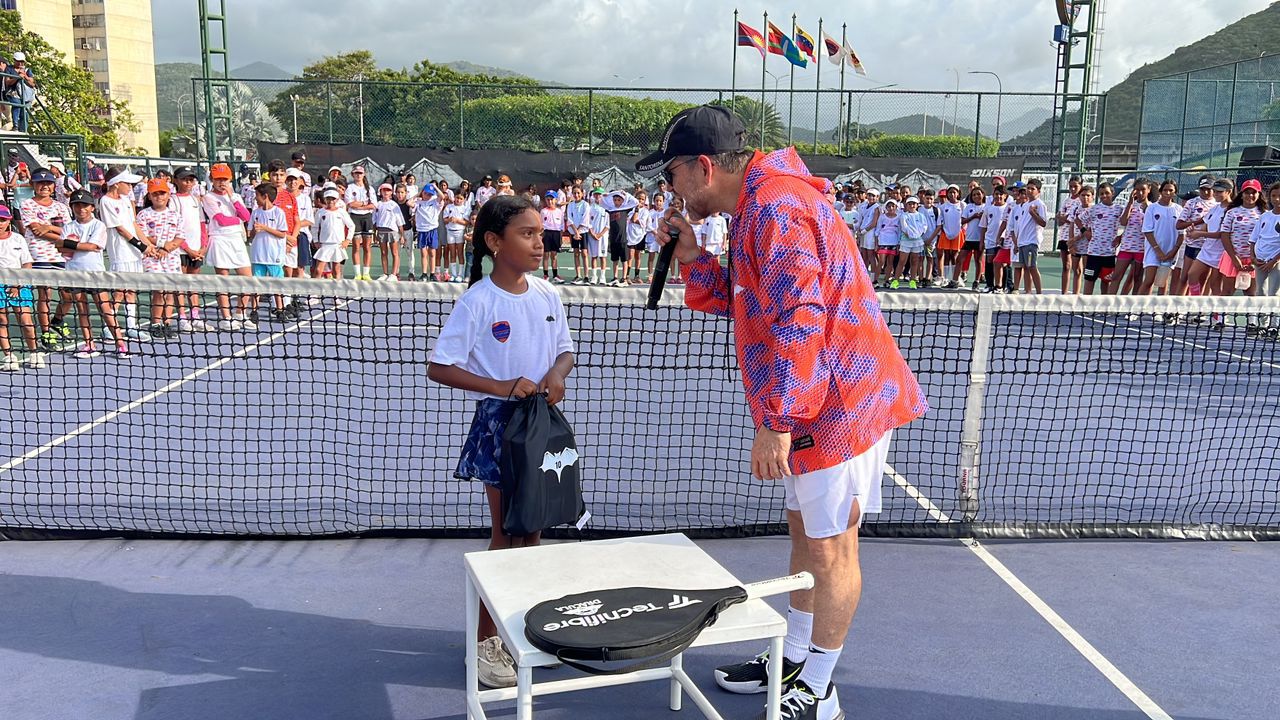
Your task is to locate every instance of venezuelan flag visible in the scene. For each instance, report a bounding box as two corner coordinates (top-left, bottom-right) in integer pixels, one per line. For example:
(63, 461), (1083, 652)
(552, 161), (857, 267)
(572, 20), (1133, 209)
(794, 26), (816, 62)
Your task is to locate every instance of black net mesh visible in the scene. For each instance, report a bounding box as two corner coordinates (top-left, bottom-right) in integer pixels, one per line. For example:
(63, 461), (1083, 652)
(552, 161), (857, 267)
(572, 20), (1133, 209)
(0, 270), (1277, 540)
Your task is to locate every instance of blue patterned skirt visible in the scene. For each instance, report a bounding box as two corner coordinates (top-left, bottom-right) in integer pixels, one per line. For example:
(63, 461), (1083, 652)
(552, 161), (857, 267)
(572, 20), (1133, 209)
(454, 398), (519, 488)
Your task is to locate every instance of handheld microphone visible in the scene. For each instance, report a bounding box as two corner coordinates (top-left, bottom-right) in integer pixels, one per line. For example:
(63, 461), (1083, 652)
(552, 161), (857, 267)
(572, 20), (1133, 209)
(646, 229), (680, 310)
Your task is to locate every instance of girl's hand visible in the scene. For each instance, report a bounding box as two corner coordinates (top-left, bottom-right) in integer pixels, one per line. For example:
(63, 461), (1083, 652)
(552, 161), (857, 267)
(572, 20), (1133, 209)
(504, 377), (539, 400)
(539, 369), (566, 405)
(1234, 256), (1244, 272)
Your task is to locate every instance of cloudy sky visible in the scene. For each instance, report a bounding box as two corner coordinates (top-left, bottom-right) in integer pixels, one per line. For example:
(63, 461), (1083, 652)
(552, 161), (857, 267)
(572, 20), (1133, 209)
(152, 0), (1273, 92)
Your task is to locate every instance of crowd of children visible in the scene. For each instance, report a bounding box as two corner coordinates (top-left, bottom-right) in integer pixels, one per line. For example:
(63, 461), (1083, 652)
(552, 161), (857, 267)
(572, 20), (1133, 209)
(3, 158), (1278, 372)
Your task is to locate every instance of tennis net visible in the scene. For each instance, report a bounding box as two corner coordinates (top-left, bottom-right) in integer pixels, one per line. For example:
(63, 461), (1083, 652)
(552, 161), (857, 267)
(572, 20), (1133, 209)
(0, 268), (1277, 540)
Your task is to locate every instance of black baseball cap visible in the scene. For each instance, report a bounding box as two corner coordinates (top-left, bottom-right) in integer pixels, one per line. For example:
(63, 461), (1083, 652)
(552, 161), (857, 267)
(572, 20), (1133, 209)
(174, 166), (197, 179)
(291, 151), (306, 161)
(68, 189), (95, 206)
(635, 105), (747, 175)
(1197, 173), (1216, 189)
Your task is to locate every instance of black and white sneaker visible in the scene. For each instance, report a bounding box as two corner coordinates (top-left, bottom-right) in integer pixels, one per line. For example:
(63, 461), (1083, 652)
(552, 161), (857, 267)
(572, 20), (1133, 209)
(714, 650), (803, 694)
(754, 679), (843, 720)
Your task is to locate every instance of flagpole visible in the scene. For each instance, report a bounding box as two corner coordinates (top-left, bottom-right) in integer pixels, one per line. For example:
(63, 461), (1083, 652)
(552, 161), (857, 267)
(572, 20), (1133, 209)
(760, 10), (768, 147)
(813, 17), (822, 152)
(838, 23), (848, 153)
(787, 14), (796, 147)
(731, 9), (738, 114)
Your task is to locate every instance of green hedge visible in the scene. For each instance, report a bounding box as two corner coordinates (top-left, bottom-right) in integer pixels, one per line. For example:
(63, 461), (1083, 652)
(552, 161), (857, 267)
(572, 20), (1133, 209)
(462, 94), (696, 151)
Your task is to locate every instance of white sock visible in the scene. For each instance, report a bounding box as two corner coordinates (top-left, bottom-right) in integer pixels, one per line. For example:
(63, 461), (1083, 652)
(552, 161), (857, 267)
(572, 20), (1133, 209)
(798, 642), (843, 694)
(124, 303), (138, 330)
(783, 607), (813, 664)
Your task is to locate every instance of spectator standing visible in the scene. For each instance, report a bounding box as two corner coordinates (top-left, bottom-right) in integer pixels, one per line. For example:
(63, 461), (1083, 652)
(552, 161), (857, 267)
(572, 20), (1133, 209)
(3, 52), (36, 133)
(85, 158), (106, 199)
(20, 168), (73, 349)
(47, 161), (81, 205)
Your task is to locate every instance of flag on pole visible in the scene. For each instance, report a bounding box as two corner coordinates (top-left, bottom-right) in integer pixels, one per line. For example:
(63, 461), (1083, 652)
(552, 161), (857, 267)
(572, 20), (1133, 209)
(822, 31), (846, 66)
(767, 21), (808, 68)
(794, 25), (816, 62)
(844, 42), (868, 76)
(737, 21), (767, 57)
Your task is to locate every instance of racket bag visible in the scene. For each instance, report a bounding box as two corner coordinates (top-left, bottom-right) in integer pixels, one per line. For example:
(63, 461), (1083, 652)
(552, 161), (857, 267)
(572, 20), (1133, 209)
(525, 584), (748, 675)
(499, 393), (586, 536)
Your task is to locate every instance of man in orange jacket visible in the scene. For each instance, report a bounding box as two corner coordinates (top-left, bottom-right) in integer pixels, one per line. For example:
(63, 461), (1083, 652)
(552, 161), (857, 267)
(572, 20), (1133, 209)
(641, 105), (927, 720)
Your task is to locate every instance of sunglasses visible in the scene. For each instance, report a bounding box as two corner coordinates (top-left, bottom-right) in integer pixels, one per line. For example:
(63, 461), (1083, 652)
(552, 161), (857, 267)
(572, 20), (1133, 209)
(662, 157), (698, 185)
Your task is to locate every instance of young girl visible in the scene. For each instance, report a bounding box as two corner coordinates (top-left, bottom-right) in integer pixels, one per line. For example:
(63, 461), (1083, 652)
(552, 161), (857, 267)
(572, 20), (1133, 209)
(875, 198), (902, 287)
(1078, 183), (1122, 296)
(1184, 179), (1232, 298)
(0, 205), (40, 371)
(936, 185), (966, 287)
(426, 195), (575, 690)
(1138, 180), (1183, 295)
(625, 191), (649, 284)
(62, 190), (124, 357)
(394, 184), (414, 280)
(644, 193), (666, 281)
(372, 183), (403, 281)
(1217, 179), (1266, 315)
(312, 189), (353, 280)
(202, 163), (255, 331)
(980, 186), (1008, 293)
(587, 189), (610, 285)
(1070, 184), (1095, 292)
(955, 186), (986, 290)
(1057, 175), (1083, 294)
(540, 191), (565, 282)
(1249, 182), (1280, 338)
(897, 197), (927, 289)
(137, 178), (186, 337)
(345, 167), (376, 280)
(1110, 180), (1150, 295)
(443, 191), (471, 283)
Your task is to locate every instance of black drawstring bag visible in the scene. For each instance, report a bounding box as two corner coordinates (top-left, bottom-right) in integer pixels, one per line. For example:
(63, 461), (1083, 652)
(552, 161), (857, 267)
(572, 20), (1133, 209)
(499, 393), (586, 536)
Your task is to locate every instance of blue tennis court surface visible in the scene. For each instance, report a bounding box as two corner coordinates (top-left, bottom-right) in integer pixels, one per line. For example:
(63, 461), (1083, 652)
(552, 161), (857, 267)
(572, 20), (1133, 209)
(0, 535), (1275, 719)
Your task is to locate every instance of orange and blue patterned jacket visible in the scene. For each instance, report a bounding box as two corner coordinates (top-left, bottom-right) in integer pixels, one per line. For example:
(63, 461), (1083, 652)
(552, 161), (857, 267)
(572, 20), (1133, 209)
(682, 148), (928, 474)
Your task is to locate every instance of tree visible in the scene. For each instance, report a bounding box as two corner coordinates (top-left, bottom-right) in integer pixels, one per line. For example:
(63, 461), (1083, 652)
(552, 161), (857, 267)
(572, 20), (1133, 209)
(0, 10), (141, 152)
(711, 96), (785, 149)
(196, 81), (285, 158)
(265, 52), (545, 147)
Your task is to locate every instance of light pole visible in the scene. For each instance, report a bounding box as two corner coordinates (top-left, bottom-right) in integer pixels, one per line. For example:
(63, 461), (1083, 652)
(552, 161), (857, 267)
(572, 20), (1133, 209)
(947, 68), (960, 136)
(353, 73), (365, 144)
(177, 94), (192, 131)
(969, 70), (1003, 141)
(290, 95), (298, 143)
(855, 83), (897, 141)
(611, 74), (646, 88)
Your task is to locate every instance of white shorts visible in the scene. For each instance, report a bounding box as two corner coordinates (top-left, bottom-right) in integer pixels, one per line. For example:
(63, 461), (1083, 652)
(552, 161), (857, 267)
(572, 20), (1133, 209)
(784, 430), (890, 539)
(859, 232), (878, 251)
(110, 260), (144, 274)
(284, 246), (299, 269)
(899, 239), (924, 254)
(645, 233), (660, 253)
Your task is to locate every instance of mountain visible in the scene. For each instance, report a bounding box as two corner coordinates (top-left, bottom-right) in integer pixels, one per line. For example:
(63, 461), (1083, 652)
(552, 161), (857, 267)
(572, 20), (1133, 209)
(155, 62), (295, 131)
(870, 114), (977, 139)
(232, 62), (294, 80)
(441, 60), (537, 82)
(1014, 2), (1280, 144)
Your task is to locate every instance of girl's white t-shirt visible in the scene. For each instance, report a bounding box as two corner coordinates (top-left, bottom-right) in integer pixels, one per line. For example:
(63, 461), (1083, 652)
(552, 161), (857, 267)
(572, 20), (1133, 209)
(430, 276), (574, 402)
(315, 208), (354, 246)
(1141, 201), (1183, 254)
(64, 217), (108, 271)
(1250, 210), (1280, 263)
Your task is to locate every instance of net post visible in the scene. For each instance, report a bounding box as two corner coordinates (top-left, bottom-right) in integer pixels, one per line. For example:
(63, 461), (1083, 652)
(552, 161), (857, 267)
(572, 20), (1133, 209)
(958, 296), (994, 523)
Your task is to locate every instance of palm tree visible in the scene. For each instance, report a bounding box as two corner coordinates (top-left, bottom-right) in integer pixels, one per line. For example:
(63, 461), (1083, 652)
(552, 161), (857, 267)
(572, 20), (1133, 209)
(713, 96), (785, 149)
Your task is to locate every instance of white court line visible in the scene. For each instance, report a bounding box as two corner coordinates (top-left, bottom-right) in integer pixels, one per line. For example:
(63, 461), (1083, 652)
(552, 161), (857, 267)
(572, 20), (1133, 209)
(1080, 314), (1280, 371)
(0, 301), (351, 476)
(885, 464), (1174, 720)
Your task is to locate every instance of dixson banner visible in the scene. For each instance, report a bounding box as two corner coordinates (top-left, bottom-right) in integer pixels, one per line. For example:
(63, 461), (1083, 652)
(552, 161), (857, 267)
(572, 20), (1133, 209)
(257, 142), (1025, 194)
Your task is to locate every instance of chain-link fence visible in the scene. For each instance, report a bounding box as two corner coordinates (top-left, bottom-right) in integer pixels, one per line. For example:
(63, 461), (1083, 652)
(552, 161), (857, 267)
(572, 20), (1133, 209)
(187, 77), (1099, 164)
(1139, 53), (1280, 187)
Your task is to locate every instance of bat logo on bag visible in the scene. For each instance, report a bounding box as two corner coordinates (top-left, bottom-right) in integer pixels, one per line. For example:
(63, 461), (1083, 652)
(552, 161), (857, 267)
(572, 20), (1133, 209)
(540, 447), (580, 482)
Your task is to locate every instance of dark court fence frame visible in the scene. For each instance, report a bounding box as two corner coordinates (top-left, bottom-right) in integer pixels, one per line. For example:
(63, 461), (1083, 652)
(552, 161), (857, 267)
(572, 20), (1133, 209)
(191, 76), (1105, 165)
(1139, 53), (1280, 188)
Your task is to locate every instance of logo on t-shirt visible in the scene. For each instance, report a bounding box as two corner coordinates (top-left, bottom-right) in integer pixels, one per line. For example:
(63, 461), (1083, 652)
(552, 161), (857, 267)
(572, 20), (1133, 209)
(491, 320), (511, 343)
